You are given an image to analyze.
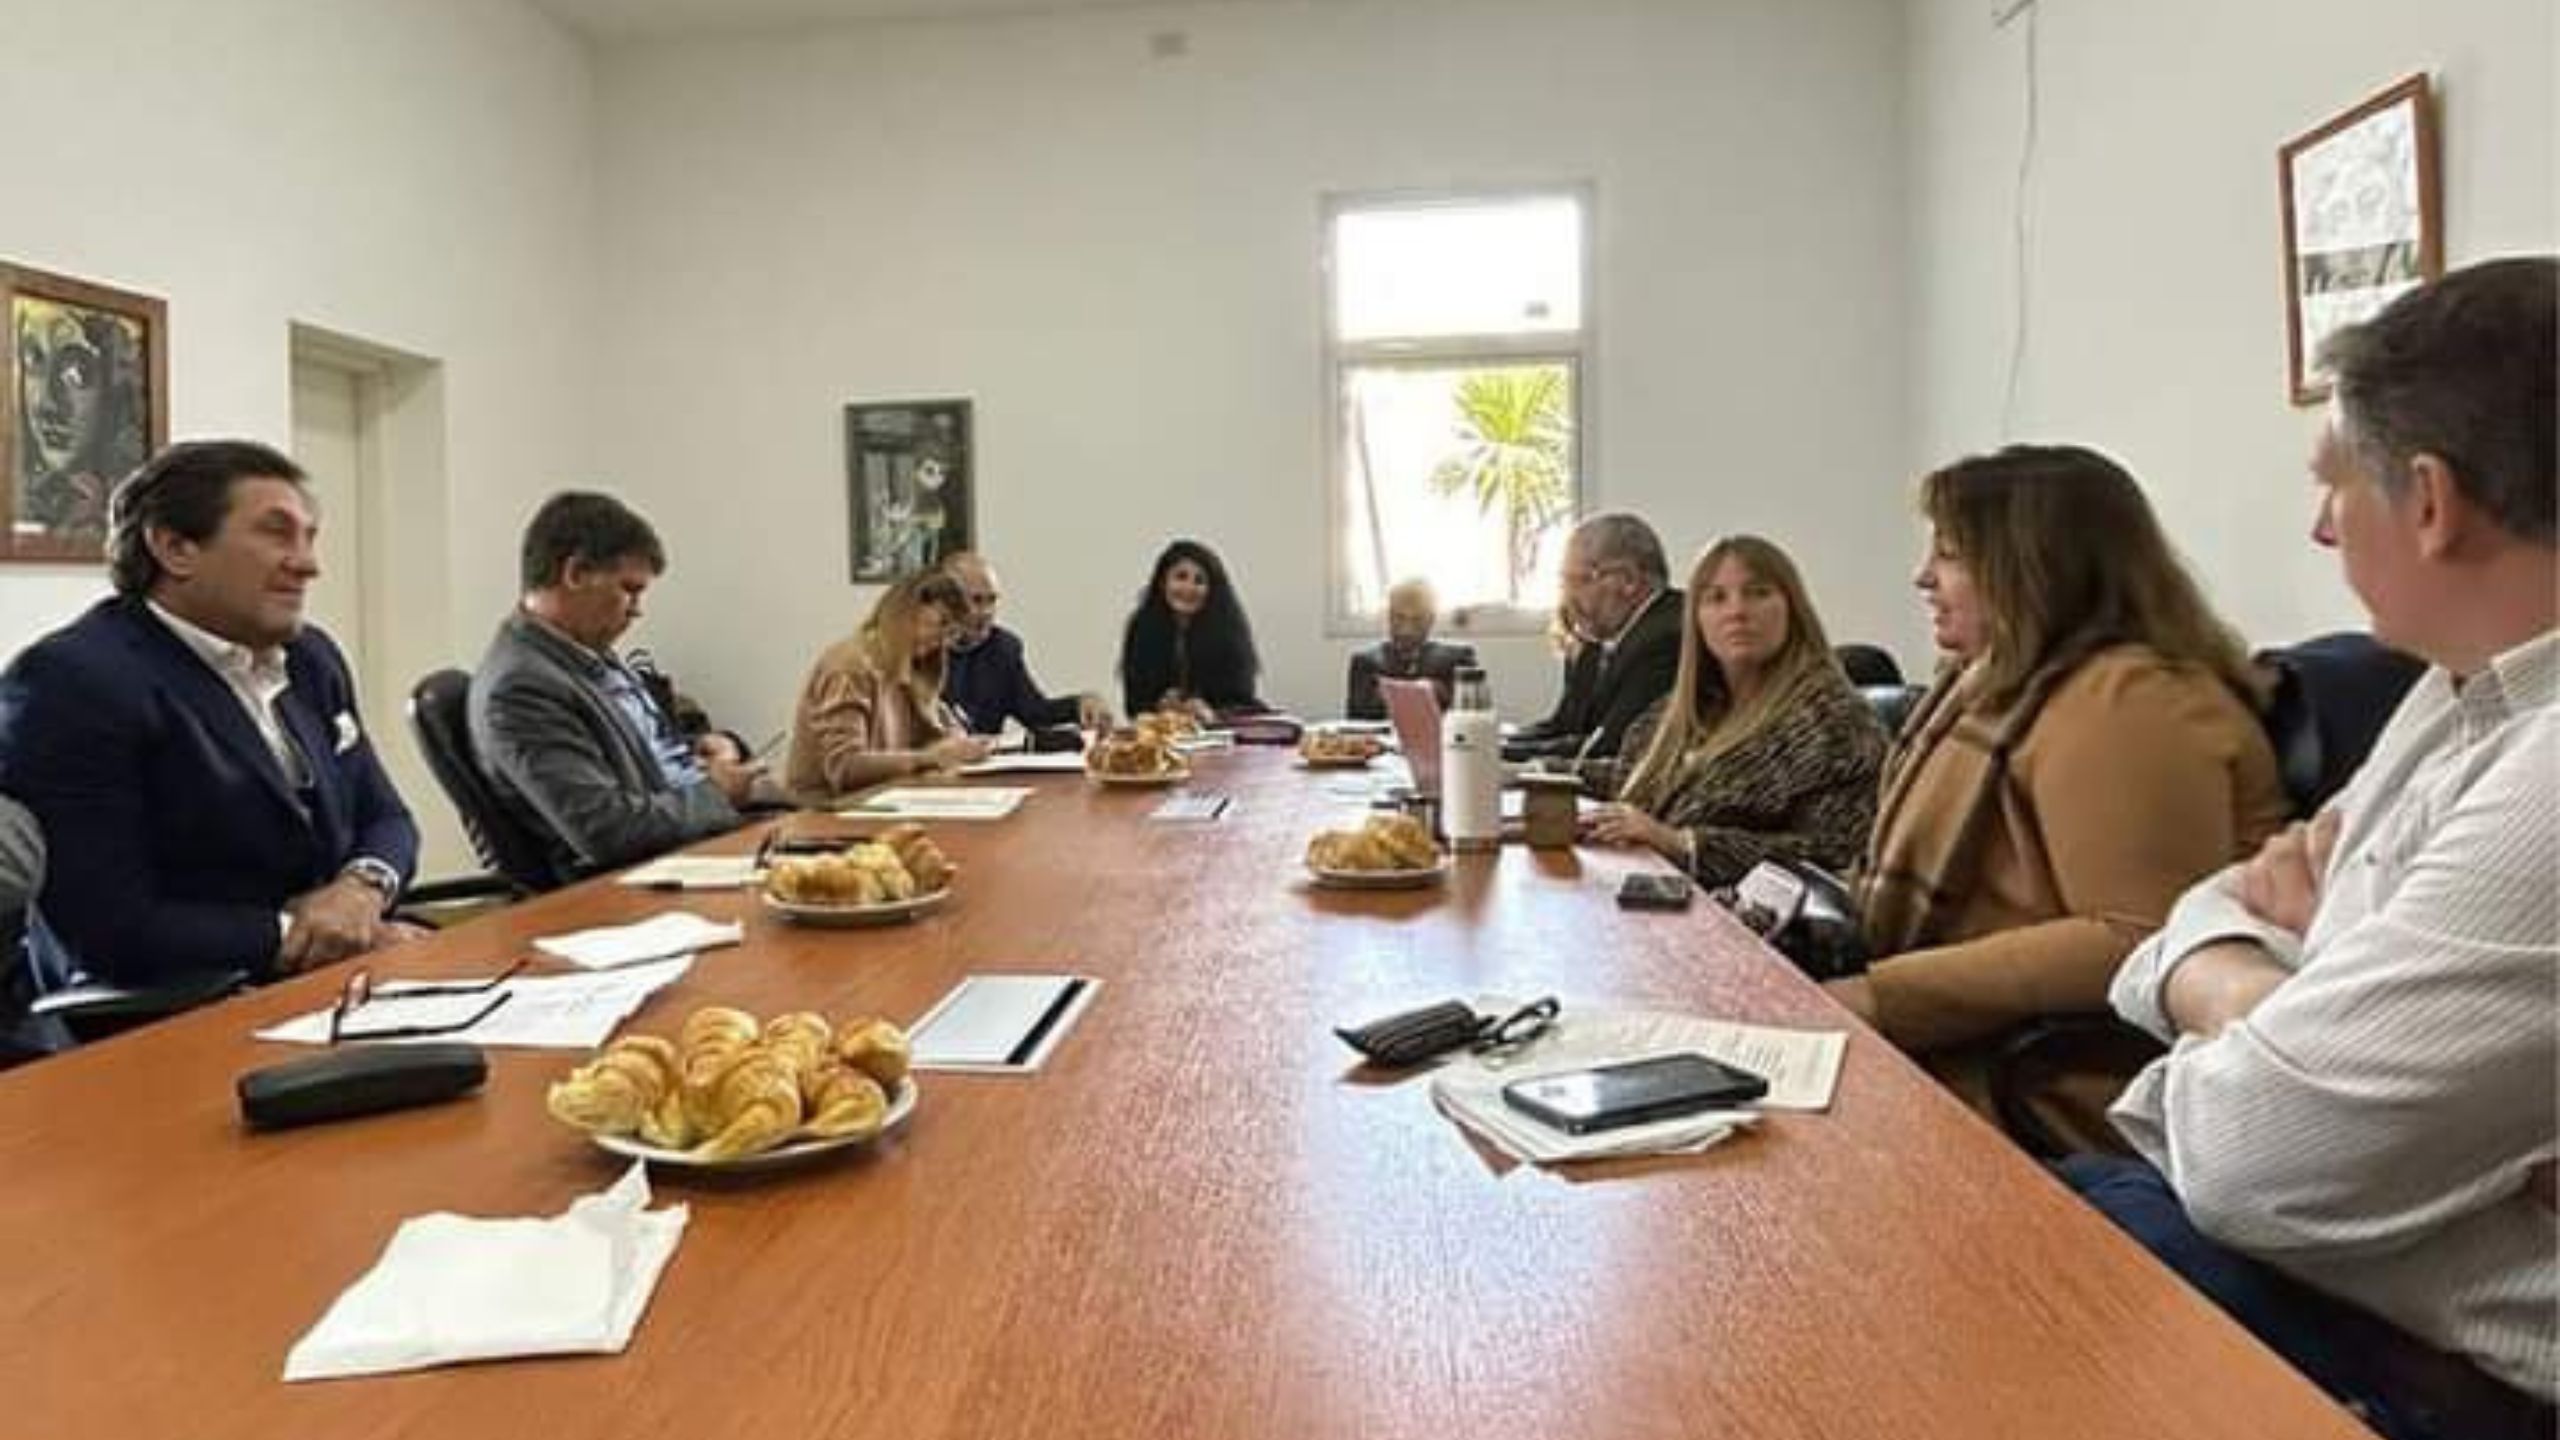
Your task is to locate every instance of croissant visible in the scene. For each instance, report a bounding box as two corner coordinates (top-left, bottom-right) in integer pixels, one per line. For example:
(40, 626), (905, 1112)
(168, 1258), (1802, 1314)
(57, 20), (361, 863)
(679, 1006), (766, 1133)
(545, 1034), (682, 1138)
(688, 1048), (807, 1161)
(834, 1016), (912, 1088)
(1368, 814), (1440, 870)
(881, 824), (954, 893)
(762, 1012), (834, 1091)
(680, 1006), (760, 1067)
(802, 1062), (890, 1139)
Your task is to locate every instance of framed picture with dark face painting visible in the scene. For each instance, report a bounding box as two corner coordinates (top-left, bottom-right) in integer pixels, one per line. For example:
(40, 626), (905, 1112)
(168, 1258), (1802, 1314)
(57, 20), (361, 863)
(1, 262), (168, 563)
(845, 398), (974, 583)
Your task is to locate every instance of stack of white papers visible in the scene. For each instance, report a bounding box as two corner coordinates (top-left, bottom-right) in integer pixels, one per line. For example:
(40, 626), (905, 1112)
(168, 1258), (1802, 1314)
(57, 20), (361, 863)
(1426, 1003), (1846, 1167)
(534, 912), (742, 970)
(284, 1163), (687, 1382)
(616, 855), (765, 890)
(839, 786), (1031, 820)
(255, 958), (693, 1050)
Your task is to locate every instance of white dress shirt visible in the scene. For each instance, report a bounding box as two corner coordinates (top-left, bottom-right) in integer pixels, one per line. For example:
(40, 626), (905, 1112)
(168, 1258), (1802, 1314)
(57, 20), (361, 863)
(148, 601), (310, 788)
(2108, 629), (2558, 1400)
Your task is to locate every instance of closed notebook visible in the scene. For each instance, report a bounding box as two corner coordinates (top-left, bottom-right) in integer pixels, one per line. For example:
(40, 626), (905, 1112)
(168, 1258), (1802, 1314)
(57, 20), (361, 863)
(907, 974), (1098, 1073)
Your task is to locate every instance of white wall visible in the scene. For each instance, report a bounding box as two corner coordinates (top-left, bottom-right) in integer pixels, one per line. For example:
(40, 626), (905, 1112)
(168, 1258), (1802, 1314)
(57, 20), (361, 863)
(591, 0), (1918, 734)
(0, 0), (597, 673)
(1907, 0), (2556, 648)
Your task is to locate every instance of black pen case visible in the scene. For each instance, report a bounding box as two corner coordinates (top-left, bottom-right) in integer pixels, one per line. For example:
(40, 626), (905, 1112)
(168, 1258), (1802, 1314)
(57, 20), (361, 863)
(237, 1044), (487, 1130)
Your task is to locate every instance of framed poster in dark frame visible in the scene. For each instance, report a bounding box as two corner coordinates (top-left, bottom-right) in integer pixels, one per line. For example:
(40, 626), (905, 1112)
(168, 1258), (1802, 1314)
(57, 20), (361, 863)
(845, 398), (974, 583)
(2, 262), (169, 563)
(2278, 74), (2441, 406)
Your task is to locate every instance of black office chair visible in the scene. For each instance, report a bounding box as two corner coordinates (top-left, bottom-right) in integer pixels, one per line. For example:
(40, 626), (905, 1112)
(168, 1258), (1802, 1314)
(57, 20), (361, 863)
(1986, 632), (2427, 1159)
(2257, 632), (2426, 815)
(407, 669), (568, 896)
(1833, 643), (1904, 688)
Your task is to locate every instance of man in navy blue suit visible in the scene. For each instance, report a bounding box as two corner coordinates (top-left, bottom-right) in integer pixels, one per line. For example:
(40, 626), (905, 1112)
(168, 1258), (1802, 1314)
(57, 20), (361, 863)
(0, 440), (422, 1001)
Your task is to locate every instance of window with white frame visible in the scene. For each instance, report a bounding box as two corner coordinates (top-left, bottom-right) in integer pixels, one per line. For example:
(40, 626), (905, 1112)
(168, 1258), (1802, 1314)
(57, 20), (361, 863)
(1325, 188), (1589, 631)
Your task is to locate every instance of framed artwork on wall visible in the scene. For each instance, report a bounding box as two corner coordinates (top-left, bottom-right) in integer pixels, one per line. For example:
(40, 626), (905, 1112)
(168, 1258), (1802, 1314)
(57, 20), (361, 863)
(845, 397), (974, 583)
(2, 262), (168, 563)
(2278, 73), (2441, 406)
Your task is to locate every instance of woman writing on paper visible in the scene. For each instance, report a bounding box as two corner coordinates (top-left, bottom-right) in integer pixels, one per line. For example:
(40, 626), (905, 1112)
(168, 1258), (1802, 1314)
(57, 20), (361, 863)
(786, 572), (992, 797)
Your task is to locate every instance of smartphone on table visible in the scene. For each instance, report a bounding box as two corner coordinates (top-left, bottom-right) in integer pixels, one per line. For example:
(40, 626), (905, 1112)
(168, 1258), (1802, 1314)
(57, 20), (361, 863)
(1500, 1052), (1768, 1135)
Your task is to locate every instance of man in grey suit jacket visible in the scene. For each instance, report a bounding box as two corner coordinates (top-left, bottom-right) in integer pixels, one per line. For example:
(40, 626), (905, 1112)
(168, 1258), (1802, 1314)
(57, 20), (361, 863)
(468, 492), (760, 880)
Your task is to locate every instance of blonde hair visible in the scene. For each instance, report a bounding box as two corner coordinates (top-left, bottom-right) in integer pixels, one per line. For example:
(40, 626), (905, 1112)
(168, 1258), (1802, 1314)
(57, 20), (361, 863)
(858, 571), (969, 724)
(1619, 536), (1840, 813)
(1920, 446), (2260, 709)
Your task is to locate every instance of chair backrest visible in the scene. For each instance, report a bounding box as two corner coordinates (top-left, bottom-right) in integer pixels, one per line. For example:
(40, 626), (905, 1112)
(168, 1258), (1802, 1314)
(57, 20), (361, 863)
(405, 669), (564, 894)
(1833, 643), (1905, 689)
(1861, 684), (1924, 739)
(2256, 633), (2427, 817)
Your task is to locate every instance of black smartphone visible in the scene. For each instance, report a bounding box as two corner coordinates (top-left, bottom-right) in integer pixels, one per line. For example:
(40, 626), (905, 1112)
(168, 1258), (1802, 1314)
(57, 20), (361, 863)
(1616, 872), (1694, 911)
(1500, 1052), (1768, 1134)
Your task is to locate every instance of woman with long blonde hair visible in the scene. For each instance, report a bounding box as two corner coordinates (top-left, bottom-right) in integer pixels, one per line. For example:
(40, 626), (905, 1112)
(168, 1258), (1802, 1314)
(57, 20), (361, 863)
(1832, 444), (2288, 1146)
(786, 571), (992, 796)
(1581, 535), (1886, 885)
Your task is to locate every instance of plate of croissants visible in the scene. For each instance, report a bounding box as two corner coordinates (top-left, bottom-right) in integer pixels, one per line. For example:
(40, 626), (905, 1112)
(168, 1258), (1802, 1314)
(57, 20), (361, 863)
(1296, 731), (1386, 769)
(761, 823), (954, 926)
(1305, 812), (1448, 889)
(548, 1007), (917, 1171)
(1086, 729), (1192, 786)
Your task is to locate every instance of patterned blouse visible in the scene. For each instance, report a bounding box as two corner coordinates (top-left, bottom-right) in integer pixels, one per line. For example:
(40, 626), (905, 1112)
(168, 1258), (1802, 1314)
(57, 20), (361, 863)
(1577, 668), (1887, 886)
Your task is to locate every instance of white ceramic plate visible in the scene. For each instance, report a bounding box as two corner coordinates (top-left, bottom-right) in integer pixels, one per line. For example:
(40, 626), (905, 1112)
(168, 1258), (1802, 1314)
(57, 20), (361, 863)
(590, 1078), (919, 1172)
(1087, 767), (1192, 787)
(1306, 857), (1449, 890)
(760, 886), (951, 927)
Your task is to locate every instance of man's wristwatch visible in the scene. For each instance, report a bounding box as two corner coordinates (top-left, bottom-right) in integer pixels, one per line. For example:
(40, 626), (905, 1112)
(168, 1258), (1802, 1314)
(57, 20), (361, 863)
(340, 858), (403, 910)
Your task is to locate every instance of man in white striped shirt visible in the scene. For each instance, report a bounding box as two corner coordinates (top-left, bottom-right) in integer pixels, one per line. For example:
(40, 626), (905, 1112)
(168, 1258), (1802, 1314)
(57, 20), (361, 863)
(2076, 258), (2556, 1440)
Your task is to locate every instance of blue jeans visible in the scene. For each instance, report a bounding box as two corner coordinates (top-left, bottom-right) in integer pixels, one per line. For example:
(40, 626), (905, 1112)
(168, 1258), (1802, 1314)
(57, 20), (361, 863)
(2059, 1154), (2552, 1440)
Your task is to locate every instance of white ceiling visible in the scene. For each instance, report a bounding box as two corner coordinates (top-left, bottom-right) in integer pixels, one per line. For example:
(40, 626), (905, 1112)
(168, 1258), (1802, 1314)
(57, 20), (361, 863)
(528, 0), (1287, 41)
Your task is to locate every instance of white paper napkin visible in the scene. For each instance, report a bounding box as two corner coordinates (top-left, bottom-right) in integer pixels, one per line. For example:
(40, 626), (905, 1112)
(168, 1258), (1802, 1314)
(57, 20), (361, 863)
(534, 911), (742, 970)
(283, 1163), (688, 1382)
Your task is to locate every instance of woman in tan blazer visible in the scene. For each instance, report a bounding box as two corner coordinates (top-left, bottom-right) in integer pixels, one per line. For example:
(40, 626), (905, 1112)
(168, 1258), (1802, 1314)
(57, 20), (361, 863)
(786, 572), (991, 798)
(1830, 445), (2289, 1145)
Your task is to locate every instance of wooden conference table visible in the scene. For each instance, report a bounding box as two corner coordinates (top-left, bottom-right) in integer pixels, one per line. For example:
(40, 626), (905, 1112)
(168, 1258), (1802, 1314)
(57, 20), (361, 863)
(0, 747), (2367, 1440)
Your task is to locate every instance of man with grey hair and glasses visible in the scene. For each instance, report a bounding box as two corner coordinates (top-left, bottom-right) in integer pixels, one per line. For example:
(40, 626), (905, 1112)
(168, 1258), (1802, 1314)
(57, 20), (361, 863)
(1504, 512), (1682, 763)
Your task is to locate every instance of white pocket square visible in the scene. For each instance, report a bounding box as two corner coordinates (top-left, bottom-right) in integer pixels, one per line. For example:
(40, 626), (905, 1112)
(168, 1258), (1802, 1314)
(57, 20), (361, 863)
(333, 711), (362, 753)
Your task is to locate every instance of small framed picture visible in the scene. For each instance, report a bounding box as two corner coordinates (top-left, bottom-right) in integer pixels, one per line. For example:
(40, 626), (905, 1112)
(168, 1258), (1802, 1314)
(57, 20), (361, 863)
(845, 398), (974, 583)
(2278, 74), (2441, 406)
(2, 262), (169, 562)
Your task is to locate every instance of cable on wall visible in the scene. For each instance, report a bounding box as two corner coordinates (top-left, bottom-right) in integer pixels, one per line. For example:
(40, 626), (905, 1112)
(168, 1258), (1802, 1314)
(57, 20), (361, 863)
(1998, 0), (2041, 439)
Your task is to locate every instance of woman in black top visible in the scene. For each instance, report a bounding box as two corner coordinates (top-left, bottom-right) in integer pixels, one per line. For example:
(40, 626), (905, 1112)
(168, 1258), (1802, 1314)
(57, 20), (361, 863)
(1117, 539), (1266, 720)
